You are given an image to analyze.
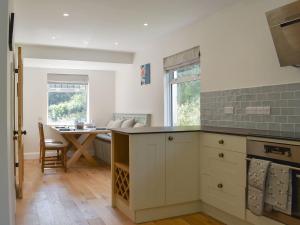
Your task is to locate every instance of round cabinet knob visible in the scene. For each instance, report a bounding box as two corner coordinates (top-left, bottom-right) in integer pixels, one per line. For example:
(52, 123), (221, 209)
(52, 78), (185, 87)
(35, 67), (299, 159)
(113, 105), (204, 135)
(218, 153), (224, 158)
(218, 139), (224, 145)
(217, 183), (223, 189)
(21, 130), (27, 135)
(168, 136), (174, 141)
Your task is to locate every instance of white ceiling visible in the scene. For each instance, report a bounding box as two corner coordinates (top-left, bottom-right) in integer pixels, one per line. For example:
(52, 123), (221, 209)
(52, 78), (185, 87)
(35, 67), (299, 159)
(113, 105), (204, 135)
(15, 0), (237, 52)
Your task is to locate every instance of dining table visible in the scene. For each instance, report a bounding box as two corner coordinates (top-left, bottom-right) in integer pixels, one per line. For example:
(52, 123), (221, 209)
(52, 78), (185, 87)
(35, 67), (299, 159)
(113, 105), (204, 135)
(52, 126), (111, 167)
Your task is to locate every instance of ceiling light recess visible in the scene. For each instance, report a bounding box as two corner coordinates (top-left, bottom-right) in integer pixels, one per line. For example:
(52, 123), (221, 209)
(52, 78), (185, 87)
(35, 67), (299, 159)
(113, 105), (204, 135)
(144, 23), (148, 26)
(63, 13), (69, 17)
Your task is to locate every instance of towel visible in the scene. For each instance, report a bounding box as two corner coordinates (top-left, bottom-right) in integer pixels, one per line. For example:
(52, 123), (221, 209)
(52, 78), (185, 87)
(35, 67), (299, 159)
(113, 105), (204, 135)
(247, 159), (271, 216)
(248, 186), (265, 215)
(265, 163), (291, 215)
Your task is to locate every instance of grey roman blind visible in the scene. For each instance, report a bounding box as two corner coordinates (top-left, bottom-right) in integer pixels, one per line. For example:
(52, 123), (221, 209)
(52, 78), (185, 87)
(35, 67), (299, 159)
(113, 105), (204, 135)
(163, 46), (200, 71)
(47, 74), (89, 84)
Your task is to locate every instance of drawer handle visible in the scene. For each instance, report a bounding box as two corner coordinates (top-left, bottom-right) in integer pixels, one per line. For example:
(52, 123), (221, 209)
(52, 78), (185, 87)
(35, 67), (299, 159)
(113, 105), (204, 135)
(218, 153), (224, 158)
(168, 136), (174, 141)
(218, 139), (224, 145)
(217, 183), (223, 189)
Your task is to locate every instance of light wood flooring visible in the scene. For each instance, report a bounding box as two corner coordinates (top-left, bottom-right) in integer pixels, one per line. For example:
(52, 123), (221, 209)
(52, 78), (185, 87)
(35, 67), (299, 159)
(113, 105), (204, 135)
(16, 160), (224, 225)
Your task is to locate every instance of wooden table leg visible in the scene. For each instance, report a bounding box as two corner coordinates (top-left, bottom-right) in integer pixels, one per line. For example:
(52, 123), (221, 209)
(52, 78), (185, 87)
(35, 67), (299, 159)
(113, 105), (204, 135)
(63, 133), (98, 167)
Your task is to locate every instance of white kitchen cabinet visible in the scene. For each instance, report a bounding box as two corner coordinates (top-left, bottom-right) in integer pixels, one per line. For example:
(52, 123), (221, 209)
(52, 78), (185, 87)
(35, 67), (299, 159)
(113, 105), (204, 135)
(130, 134), (166, 210)
(112, 129), (285, 225)
(112, 131), (201, 223)
(199, 133), (247, 220)
(165, 132), (200, 205)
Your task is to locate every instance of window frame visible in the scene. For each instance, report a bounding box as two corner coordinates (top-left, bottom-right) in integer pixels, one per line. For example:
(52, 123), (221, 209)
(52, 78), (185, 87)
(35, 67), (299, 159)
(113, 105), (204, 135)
(46, 81), (90, 126)
(165, 63), (201, 126)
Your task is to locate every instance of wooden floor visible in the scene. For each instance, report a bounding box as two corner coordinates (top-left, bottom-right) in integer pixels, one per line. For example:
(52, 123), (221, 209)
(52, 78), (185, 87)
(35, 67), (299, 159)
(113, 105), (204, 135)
(16, 160), (224, 225)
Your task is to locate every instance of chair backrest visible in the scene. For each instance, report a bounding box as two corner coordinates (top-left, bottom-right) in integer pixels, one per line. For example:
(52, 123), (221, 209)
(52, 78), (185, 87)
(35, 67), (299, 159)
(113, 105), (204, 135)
(38, 122), (45, 149)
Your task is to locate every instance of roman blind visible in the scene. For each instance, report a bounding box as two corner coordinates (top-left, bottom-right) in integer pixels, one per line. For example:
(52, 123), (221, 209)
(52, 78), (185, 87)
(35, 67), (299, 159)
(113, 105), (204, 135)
(47, 74), (89, 84)
(163, 46), (200, 72)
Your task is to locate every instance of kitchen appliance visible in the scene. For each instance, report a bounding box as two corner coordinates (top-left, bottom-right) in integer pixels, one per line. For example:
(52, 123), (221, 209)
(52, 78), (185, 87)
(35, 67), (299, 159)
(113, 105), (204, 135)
(247, 139), (300, 225)
(266, 0), (300, 67)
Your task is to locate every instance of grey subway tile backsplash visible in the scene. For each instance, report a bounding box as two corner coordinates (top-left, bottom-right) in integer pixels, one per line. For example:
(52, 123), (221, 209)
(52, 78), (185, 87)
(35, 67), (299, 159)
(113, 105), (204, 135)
(296, 124), (300, 132)
(295, 91), (300, 98)
(280, 124), (295, 132)
(281, 92), (295, 99)
(200, 83), (300, 132)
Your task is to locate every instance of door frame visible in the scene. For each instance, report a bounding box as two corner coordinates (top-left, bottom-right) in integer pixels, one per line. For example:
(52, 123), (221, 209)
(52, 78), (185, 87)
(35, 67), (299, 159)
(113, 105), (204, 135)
(14, 47), (25, 199)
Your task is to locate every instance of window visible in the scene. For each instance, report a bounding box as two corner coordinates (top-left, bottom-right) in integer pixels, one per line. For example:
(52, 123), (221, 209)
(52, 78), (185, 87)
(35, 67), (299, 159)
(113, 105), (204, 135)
(167, 64), (200, 126)
(47, 82), (88, 125)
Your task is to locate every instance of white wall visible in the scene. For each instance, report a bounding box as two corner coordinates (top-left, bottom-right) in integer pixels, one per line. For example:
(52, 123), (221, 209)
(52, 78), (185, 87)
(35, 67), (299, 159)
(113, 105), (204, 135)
(115, 0), (300, 126)
(0, 0), (16, 224)
(23, 67), (115, 157)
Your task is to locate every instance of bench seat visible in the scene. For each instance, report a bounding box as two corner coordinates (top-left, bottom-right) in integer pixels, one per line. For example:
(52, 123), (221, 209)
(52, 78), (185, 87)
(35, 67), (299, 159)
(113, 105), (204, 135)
(96, 134), (111, 143)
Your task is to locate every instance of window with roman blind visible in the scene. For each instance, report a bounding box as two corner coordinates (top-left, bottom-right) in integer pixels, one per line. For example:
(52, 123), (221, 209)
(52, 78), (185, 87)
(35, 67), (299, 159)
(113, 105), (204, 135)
(164, 47), (201, 126)
(47, 74), (89, 125)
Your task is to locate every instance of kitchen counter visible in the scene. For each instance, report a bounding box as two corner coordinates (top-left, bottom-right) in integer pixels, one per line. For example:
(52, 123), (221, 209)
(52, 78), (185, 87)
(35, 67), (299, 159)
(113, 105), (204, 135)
(111, 126), (202, 134)
(110, 125), (300, 142)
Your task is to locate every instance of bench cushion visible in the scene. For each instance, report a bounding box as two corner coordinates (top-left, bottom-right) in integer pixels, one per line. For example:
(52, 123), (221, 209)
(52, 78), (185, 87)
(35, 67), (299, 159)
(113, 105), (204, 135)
(96, 134), (112, 142)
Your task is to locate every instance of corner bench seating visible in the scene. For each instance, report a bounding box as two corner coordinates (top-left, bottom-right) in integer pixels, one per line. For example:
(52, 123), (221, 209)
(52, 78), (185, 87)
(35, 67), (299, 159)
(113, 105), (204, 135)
(96, 133), (112, 142)
(94, 113), (151, 164)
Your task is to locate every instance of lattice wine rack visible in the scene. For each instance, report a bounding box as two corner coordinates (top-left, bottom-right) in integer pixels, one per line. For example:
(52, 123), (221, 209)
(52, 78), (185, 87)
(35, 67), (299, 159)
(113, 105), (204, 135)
(114, 162), (129, 203)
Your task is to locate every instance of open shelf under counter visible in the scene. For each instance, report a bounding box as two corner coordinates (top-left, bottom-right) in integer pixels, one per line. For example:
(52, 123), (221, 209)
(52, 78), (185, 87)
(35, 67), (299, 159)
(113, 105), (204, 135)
(111, 131), (135, 221)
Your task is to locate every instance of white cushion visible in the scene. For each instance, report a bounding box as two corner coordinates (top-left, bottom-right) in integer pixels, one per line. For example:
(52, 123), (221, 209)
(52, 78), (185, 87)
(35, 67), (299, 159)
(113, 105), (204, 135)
(106, 120), (115, 128)
(134, 122), (145, 128)
(121, 119), (135, 128)
(45, 142), (67, 149)
(111, 120), (124, 128)
(45, 139), (63, 144)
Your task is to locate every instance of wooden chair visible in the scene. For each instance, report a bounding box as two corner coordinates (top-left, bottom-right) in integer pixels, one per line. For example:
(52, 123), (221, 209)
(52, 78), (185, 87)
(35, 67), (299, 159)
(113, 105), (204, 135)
(38, 123), (68, 172)
(39, 138), (63, 163)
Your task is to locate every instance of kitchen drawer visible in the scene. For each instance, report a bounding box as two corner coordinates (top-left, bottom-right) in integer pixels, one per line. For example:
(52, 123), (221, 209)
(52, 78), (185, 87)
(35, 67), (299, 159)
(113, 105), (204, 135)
(200, 174), (246, 220)
(200, 146), (246, 187)
(200, 132), (246, 153)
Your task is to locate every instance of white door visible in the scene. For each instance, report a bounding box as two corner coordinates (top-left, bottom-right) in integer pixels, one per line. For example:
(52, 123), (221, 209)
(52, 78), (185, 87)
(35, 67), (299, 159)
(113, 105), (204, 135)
(130, 134), (166, 210)
(165, 132), (200, 205)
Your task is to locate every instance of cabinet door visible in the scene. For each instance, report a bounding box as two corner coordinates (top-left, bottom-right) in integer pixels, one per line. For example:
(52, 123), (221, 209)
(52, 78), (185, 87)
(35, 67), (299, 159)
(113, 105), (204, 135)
(165, 132), (200, 205)
(200, 174), (246, 219)
(130, 134), (165, 210)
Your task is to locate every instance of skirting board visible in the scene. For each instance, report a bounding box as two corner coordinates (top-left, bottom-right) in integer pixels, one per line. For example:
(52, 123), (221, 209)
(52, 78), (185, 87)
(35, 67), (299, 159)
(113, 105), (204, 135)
(116, 199), (283, 225)
(115, 197), (135, 221)
(201, 203), (285, 225)
(135, 201), (202, 223)
(245, 210), (284, 225)
(201, 203), (251, 225)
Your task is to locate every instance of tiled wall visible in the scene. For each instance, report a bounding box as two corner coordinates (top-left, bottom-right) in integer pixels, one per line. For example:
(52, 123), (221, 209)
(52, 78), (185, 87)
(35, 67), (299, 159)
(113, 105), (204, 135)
(200, 83), (300, 132)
